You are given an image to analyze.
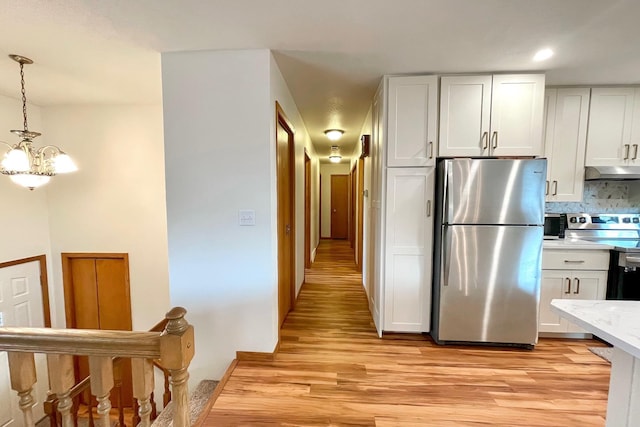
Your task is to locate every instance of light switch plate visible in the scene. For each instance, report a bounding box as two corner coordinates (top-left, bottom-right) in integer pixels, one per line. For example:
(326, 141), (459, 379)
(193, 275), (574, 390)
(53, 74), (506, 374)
(239, 209), (256, 226)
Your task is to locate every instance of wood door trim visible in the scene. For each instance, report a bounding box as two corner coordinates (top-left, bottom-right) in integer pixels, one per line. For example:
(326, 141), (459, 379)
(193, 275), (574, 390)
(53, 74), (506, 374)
(350, 163), (357, 249)
(304, 151), (311, 269)
(357, 158), (365, 272)
(0, 255), (51, 327)
(275, 101), (296, 324)
(61, 253), (131, 329)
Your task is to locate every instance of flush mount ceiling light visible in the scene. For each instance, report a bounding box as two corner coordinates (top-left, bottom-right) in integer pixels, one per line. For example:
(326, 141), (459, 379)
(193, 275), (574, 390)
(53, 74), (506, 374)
(324, 129), (344, 141)
(328, 145), (342, 163)
(0, 54), (77, 190)
(533, 48), (554, 62)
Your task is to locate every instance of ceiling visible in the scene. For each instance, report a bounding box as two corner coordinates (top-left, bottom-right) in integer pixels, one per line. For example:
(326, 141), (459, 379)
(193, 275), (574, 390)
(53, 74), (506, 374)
(1, 0), (639, 160)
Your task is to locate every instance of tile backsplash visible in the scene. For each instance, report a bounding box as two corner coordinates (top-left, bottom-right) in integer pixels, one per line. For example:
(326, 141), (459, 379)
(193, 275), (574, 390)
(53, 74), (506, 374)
(546, 181), (640, 214)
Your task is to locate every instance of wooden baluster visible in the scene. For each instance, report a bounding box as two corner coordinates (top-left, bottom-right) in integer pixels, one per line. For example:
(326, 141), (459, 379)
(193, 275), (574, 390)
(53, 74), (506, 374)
(87, 398), (95, 427)
(113, 363), (125, 427)
(159, 307), (195, 427)
(149, 392), (157, 419)
(88, 356), (114, 427)
(132, 399), (141, 427)
(161, 368), (171, 407)
(8, 352), (37, 427)
(44, 392), (59, 427)
(47, 354), (75, 427)
(132, 358), (154, 427)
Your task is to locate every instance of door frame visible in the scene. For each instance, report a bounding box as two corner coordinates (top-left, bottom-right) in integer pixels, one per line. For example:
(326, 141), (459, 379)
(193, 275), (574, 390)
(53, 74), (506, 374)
(356, 157), (365, 272)
(0, 255), (51, 327)
(350, 163), (357, 249)
(275, 101), (296, 326)
(304, 150), (311, 269)
(61, 252), (131, 328)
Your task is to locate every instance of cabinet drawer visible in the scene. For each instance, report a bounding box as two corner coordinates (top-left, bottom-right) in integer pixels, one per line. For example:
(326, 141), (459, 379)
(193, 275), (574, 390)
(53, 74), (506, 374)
(542, 250), (609, 270)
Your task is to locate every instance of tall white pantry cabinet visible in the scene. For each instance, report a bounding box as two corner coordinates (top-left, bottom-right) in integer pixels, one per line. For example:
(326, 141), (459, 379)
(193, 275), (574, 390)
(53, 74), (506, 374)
(371, 75), (437, 334)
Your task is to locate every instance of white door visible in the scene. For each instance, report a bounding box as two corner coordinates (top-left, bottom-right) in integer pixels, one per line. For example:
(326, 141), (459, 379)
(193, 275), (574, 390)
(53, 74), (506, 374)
(545, 88), (590, 202)
(384, 168), (434, 332)
(490, 74), (545, 156)
(566, 271), (607, 333)
(585, 87), (635, 166)
(439, 75), (492, 157)
(0, 261), (48, 427)
(387, 76), (438, 167)
(539, 270), (570, 333)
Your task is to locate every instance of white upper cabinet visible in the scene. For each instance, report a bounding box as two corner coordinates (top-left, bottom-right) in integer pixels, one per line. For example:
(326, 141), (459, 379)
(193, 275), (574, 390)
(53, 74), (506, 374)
(439, 74), (545, 157)
(585, 87), (639, 166)
(387, 76), (438, 167)
(544, 88), (591, 202)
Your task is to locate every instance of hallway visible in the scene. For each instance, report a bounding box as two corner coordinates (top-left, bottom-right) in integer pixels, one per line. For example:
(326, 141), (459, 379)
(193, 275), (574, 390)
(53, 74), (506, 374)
(201, 240), (610, 426)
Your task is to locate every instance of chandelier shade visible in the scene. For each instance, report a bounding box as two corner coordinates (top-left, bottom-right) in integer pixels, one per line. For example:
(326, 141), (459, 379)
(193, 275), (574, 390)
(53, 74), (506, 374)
(0, 54), (77, 190)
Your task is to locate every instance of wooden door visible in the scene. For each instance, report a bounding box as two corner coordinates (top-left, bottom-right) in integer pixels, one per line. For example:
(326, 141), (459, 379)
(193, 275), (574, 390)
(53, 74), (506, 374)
(304, 152), (311, 269)
(350, 165), (357, 250)
(0, 258), (50, 425)
(62, 254), (133, 406)
(439, 75), (492, 157)
(387, 75), (438, 166)
(490, 74), (545, 157)
(331, 175), (349, 239)
(276, 102), (295, 327)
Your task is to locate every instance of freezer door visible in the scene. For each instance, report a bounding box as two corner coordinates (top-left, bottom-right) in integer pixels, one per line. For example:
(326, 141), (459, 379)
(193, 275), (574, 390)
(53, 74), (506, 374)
(438, 225), (542, 345)
(443, 158), (546, 225)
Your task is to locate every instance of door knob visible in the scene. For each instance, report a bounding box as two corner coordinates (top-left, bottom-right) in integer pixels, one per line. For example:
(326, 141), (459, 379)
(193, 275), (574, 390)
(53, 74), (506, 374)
(286, 224), (291, 235)
(333, 209), (337, 213)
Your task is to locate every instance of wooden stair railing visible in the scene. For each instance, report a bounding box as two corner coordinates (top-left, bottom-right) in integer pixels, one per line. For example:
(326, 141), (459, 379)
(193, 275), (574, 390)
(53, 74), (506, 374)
(0, 307), (194, 427)
(45, 317), (172, 427)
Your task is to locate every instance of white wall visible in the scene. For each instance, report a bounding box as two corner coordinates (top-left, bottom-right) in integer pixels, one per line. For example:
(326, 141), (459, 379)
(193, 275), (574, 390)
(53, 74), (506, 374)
(42, 105), (170, 330)
(320, 163), (351, 238)
(162, 49), (278, 384)
(269, 54), (319, 292)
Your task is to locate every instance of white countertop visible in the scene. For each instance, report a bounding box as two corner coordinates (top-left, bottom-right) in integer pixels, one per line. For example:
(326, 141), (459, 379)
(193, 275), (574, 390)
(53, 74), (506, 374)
(543, 238), (614, 250)
(550, 299), (640, 359)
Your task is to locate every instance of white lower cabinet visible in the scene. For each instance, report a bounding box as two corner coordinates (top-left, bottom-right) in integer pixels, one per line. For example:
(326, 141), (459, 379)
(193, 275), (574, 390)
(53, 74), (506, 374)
(539, 249), (609, 334)
(383, 167), (435, 332)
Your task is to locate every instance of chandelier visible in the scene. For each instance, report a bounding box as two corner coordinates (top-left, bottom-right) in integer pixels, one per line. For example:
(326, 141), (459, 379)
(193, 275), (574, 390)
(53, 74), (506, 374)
(1, 54), (77, 190)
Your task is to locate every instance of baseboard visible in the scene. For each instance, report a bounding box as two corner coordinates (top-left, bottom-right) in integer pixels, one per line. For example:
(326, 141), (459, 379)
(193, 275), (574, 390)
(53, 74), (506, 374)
(236, 340), (280, 361)
(311, 246), (317, 262)
(538, 332), (593, 339)
(192, 359), (238, 427)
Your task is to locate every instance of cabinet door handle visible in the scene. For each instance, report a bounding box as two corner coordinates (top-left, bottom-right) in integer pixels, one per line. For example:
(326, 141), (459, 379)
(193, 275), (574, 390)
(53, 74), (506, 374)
(563, 259), (585, 264)
(573, 277), (580, 294)
(491, 131), (498, 149)
(633, 144), (639, 160)
(545, 180), (549, 196)
(552, 180), (558, 196)
(624, 144), (630, 160)
(565, 277), (571, 294)
(481, 131), (489, 151)
(428, 141), (434, 159)
(426, 200), (432, 217)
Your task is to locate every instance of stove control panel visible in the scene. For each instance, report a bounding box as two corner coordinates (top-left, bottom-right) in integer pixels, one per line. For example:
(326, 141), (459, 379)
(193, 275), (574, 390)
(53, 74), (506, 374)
(566, 213), (640, 229)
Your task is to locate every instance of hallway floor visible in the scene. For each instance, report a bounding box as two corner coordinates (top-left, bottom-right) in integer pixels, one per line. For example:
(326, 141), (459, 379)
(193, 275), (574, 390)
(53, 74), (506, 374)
(202, 240), (610, 426)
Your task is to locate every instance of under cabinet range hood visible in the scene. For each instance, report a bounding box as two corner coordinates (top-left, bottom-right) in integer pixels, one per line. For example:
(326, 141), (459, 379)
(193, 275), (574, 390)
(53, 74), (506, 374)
(585, 166), (640, 180)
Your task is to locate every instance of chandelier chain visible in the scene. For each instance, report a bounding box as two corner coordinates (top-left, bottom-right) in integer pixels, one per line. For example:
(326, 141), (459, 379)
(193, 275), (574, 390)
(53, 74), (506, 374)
(19, 62), (28, 132)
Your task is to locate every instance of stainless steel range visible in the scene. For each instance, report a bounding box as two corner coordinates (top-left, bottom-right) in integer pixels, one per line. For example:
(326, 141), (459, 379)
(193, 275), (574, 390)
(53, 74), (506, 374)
(565, 213), (640, 300)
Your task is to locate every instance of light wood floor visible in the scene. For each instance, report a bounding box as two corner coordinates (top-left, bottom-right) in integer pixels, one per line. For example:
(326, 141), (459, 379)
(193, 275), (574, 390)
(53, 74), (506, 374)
(203, 240), (611, 426)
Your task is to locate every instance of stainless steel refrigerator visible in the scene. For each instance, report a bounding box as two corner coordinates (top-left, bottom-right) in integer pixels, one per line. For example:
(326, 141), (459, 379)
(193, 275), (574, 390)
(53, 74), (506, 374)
(431, 158), (546, 347)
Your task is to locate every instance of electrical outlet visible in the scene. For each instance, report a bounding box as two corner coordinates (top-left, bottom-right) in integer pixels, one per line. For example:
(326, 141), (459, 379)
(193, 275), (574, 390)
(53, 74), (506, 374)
(239, 210), (256, 226)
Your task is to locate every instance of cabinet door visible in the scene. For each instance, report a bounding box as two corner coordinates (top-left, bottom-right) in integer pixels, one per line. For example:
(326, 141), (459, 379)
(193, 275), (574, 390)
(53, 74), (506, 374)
(545, 88), (590, 202)
(566, 271), (607, 333)
(585, 88), (635, 166)
(438, 75), (492, 157)
(539, 270), (571, 333)
(387, 76), (438, 167)
(490, 74), (545, 156)
(384, 167), (435, 332)
(631, 88), (640, 164)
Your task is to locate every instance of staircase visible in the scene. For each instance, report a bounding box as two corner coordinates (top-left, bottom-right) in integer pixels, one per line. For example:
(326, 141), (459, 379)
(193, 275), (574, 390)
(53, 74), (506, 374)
(152, 380), (218, 427)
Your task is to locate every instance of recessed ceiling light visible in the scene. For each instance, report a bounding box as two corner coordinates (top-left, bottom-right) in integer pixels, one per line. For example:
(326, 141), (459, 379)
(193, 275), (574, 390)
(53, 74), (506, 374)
(533, 48), (554, 62)
(324, 129), (344, 141)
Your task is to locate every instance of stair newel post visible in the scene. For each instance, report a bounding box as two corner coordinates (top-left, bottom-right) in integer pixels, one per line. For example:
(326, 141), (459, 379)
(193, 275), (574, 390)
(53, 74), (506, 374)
(131, 357), (154, 427)
(88, 356), (114, 427)
(160, 307), (195, 427)
(47, 354), (75, 427)
(8, 352), (37, 427)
